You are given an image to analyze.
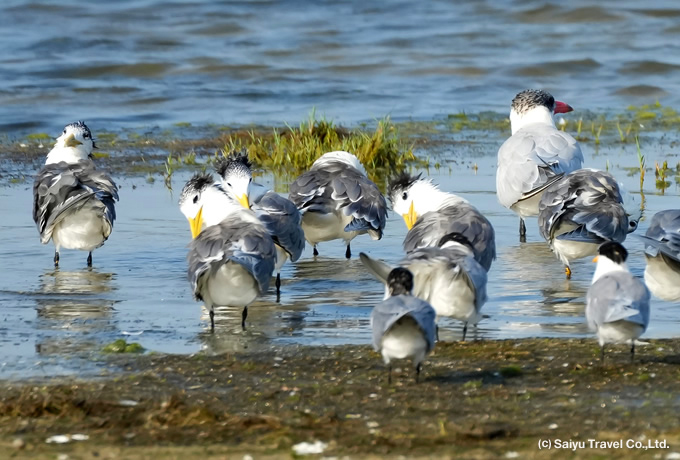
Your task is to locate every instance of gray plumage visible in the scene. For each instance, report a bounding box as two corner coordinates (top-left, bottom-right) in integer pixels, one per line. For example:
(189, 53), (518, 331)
(497, 127), (583, 210)
(404, 246), (488, 314)
(33, 160), (118, 245)
(640, 209), (680, 265)
(586, 271), (650, 335)
(251, 190), (305, 262)
(538, 169), (629, 245)
(371, 295), (436, 353)
(289, 160), (388, 239)
(187, 218), (276, 300)
(402, 202), (496, 271)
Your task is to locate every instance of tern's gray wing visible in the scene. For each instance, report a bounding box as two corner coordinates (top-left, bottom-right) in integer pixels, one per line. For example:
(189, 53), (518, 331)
(359, 252), (393, 283)
(497, 126), (583, 209)
(586, 272), (650, 332)
(33, 161), (119, 244)
(538, 169), (628, 244)
(289, 161), (388, 238)
(252, 191), (305, 262)
(187, 217), (276, 299)
(403, 202), (496, 271)
(640, 209), (680, 264)
(370, 295), (436, 352)
(402, 247), (488, 311)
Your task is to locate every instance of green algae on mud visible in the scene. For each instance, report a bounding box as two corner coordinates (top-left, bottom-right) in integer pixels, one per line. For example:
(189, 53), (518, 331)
(2, 338), (680, 458)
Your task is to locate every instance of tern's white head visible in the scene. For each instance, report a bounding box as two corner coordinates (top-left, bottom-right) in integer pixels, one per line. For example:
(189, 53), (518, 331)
(46, 121), (96, 165)
(592, 241), (629, 283)
(388, 172), (466, 230)
(215, 151), (253, 210)
(179, 173), (243, 238)
(313, 150), (367, 176)
(509, 89), (574, 135)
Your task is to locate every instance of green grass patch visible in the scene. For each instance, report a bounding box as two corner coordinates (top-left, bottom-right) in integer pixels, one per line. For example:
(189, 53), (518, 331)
(25, 133), (52, 141)
(102, 339), (145, 354)
(215, 111), (419, 183)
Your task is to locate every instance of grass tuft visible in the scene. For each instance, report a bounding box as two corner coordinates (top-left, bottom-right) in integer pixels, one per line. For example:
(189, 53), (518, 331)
(216, 112), (419, 184)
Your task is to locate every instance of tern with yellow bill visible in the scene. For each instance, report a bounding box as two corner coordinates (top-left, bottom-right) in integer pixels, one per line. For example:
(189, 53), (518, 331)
(216, 152), (305, 300)
(179, 173), (276, 331)
(388, 172), (496, 272)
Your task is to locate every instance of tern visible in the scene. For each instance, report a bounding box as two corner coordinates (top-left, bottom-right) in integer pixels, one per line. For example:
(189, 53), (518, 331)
(288, 151), (388, 259)
(179, 173), (276, 331)
(216, 152), (305, 301)
(33, 121), (118, 267)
(496, 89), (584, 240)
(370, 267), (436, 384)
(586, 242), (650, 362)
(639, 209), (680, 301)
(388, 172), (496, 272)
(538, 169), (641, 278)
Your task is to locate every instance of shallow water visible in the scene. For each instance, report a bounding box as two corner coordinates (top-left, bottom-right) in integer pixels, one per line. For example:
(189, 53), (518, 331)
(1, 135), (678, 378)
(2, 0), (680, 132)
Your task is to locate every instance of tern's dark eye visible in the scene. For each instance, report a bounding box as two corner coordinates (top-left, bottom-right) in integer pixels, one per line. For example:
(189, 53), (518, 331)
(630, 222), (637, 228)
(63, 129), (67, 134)
(227, 182), (232, 187)
(249, 178), (252, 183)
(192, 195), (198, 204)
(83, 132), (90, 139)
(402, 192), (408, 200)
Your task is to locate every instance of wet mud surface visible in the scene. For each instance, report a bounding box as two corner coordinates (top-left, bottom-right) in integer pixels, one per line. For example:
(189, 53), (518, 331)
(2, 338), (680, 459)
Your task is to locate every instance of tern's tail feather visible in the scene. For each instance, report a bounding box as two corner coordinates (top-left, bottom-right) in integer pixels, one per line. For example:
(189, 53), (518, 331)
(359, 252), (393, 283)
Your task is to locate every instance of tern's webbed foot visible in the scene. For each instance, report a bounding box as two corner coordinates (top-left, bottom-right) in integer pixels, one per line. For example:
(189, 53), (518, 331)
(565, 266), (572, 279)
(87, 252), (93, 267)
(345, 244), (351, 259)
(313, 246), (319, 257)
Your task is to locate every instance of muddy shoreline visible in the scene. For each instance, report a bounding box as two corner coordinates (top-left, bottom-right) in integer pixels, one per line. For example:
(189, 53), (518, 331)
(2, 338), (680, 459)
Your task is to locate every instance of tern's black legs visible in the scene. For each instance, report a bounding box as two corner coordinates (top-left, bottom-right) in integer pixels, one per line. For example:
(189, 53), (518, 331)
(387, 364), (392, 384)
(209, 310), (215, 332)
(313, 245), (319, 257)
(462, 322), (468, 342)
(54, 251), (60, 267)
(631, 342), (635, 363)
(415, 363), (422, 383)
(241, 306), (248, 330)
(345, 244), (351, 259)
(519, 218), (526, 242)
(87, 252), (93, 267)
(276, 273), (281, 302)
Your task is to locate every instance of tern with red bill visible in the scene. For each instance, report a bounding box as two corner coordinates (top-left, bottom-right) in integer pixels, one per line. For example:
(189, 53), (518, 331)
(496, 89), (584, 240)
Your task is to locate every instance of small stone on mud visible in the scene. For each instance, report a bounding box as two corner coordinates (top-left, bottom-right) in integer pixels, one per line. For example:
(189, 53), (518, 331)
(548, 423), (558, 430)
(12, 438), (25, 449)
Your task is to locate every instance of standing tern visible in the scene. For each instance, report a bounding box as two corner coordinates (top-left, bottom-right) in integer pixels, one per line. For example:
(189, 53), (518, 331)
(33, 121), (118, 267)
(496, 89), (584, 240)
(370, 267), (436, 384)
(360, 232), (487, 341)
(586, 242), (650, 362)
(639, 209), (680, 301)
(216, 152), (305, 301)
(538, 169), (641, 278)
(288, 151), (388, 259)
(388, 172), (496, 271)
(179, 173), (276, 331)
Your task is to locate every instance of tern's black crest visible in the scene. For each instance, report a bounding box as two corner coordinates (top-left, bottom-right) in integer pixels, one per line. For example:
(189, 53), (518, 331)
(387, 267), (413, 296)
(387, 171), (421, 201)
(598, 241), (628, 264)
(215, 150), (252, 179)
(438, 232), (475, 252)
(181, 172), (214, 197)
(511, 89), (555, 115)
(64, 120), (96, 147)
